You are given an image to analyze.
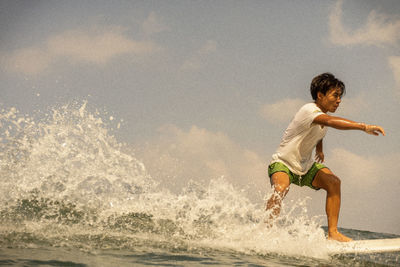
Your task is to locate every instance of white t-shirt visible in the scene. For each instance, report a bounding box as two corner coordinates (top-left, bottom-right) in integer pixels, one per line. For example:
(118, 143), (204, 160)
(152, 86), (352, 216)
(271, 103), (327, 175)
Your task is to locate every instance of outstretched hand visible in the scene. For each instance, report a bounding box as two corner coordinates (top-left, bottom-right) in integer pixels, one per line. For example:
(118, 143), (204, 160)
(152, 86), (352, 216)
(364, 124), (385, 136)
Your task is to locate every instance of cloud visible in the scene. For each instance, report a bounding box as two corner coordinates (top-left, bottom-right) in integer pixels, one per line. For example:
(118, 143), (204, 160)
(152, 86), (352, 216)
(328, 147), (400, 198)
(2, 27), (160, 75)
(260, 98), (306, 125)
(135, 125), (267, 202)
(328, 1), (400, 96)
(142, 12), (169, 36)
(180, 40), (217, 71)
(4, 47), (53, 75)
(48, 28), (159, 64)
(329, 0), (400, 47)
(329, 148), (380, 187)
(389, 56), (400, 89)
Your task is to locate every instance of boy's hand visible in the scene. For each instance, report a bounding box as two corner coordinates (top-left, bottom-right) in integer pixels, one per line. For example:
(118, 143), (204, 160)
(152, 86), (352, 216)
(364, 124), (386, 136)
(315, 151), (324, 163)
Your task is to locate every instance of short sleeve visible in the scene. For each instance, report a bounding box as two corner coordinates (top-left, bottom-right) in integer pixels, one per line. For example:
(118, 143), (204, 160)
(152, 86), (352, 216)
(297, 103), (325, 128)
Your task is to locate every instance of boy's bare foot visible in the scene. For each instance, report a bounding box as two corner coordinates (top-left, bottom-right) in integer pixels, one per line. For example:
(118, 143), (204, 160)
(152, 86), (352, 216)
(328, 230), (352, 242)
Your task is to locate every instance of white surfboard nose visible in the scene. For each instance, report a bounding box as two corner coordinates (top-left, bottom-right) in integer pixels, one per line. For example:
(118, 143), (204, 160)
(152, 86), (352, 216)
(327, 238), (400, 254)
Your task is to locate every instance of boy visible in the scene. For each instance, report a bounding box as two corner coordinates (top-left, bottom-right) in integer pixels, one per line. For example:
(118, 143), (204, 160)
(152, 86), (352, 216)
(266, 73), (385, 242)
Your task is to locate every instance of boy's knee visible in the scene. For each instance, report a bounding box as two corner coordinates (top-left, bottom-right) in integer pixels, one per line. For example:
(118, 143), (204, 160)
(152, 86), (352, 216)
(274, 183), (289, 194)
(326, 175), (341, 192)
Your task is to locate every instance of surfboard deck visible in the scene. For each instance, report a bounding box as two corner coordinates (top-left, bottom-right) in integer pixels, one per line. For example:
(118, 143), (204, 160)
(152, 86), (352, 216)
(327, 238), (400, 254)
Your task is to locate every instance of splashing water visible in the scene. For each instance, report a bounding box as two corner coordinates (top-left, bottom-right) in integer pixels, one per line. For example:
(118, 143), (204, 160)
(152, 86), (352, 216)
(0, 102), (332, 260)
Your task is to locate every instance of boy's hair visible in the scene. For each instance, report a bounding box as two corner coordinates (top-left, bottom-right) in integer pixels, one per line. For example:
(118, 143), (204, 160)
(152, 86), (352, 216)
(310, 73), (345, 100)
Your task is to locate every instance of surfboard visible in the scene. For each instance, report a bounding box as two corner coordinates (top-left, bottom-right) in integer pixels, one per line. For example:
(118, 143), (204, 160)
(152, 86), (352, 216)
(327, 238), (400, 254)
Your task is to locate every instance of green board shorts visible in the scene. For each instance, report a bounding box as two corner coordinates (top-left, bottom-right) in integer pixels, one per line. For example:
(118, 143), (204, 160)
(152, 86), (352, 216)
(268, 161), (328, 190)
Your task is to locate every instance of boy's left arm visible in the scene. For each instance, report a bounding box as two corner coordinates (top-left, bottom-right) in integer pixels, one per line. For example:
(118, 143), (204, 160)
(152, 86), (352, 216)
(315, 139), (324, 163)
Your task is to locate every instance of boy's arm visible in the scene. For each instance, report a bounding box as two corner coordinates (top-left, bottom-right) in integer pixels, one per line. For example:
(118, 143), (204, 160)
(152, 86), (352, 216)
(315, 139), (324, 163)
(313, 114), (385, 136)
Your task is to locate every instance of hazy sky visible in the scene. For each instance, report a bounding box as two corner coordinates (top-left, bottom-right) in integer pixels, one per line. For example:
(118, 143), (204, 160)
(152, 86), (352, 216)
(1, 0), (400, 234)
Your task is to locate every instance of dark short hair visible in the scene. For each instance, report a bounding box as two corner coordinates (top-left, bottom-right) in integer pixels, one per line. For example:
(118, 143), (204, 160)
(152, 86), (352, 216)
(310, 73), (345, 100)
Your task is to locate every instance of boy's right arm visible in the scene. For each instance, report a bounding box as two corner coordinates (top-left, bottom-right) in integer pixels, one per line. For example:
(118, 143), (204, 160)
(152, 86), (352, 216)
(313, 114), (385, 136)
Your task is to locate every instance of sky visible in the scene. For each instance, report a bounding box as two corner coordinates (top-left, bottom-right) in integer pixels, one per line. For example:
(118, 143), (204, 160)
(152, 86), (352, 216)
(1, 0), (400, 234)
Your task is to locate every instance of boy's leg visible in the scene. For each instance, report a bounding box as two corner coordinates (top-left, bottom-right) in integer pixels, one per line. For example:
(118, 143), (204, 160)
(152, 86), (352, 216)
(312, 168), (352, 242)
(266, 172), (290, 220)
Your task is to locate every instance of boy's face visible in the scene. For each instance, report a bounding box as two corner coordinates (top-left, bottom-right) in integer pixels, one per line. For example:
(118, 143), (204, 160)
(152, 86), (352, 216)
(317, 87), (342, 113)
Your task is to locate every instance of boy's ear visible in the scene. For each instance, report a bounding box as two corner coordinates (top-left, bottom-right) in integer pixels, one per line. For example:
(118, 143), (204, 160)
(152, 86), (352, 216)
(317, 91), (324, 100)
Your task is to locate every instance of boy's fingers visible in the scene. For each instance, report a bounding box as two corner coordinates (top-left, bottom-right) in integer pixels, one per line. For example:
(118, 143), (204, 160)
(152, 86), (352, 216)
(379, 127), (385, 136)
(374, 126), (385, 136)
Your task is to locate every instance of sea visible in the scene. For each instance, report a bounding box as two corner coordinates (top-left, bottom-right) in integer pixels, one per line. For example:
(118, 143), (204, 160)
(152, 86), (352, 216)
(0, 102), (399, 267)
